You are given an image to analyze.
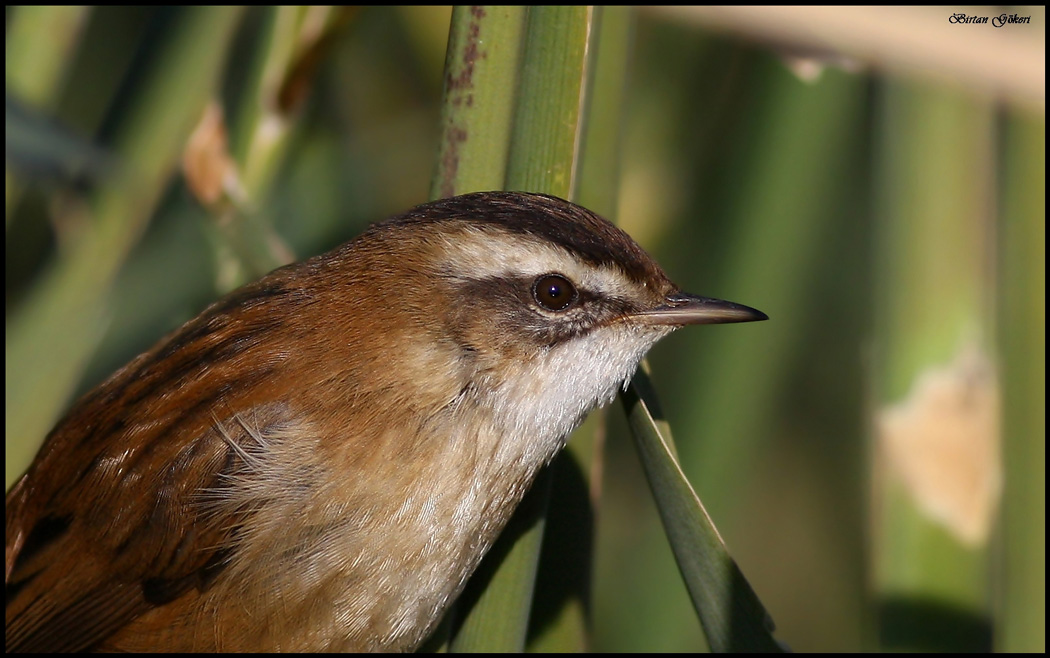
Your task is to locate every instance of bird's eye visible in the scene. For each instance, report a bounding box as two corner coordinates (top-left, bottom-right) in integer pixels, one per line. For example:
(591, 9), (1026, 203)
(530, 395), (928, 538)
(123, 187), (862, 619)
(532, 274), (577, 312)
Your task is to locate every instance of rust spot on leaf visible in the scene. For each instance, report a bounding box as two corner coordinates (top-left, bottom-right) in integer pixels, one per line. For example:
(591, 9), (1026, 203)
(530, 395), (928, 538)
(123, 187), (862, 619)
(437, 8), (491, 198)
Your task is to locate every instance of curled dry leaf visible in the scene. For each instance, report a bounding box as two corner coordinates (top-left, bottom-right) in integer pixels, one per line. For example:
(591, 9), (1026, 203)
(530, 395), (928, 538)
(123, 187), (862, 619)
(878, 342), (1002, 545)
(182, 101), (245, 209)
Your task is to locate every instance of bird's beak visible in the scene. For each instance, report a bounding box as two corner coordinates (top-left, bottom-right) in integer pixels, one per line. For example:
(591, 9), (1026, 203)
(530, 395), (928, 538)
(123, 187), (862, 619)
(632, 292), (768, 326)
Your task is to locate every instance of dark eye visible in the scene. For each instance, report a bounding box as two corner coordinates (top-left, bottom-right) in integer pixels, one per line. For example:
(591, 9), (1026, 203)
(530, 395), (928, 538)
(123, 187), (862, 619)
(532, 274), (577, 311)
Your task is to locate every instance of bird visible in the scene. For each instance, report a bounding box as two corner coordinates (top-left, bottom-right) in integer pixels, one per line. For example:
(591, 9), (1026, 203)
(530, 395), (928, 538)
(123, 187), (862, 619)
(5, 191), (767, 652)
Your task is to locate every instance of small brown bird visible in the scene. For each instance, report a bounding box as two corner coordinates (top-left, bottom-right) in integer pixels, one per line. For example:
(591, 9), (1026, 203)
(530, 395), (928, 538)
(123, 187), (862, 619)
(5, 192), (766, 652)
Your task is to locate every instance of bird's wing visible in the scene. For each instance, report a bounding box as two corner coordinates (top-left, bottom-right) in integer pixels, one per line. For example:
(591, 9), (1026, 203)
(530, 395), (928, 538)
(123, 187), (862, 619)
(5, 269), (333, 651)
(5, 297), (298, 651)
(4, 405), (248, 652)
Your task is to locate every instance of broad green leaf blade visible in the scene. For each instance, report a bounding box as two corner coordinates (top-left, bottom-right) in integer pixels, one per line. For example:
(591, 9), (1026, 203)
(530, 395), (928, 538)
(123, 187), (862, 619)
(439, 6), (596, 652)
(526, 7), (635, 652)
(871, 83), (997, 652)
(997, 111), (1045, 654)
(449, 469), (552, 652)
(504, 6), (593, 197)
(430, 7), (532, 651)
(621, 365), (784, 653)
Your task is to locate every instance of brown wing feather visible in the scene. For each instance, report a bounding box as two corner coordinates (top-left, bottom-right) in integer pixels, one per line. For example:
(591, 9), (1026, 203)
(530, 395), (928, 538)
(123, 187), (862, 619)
(5, 274), (306, 652)
(4, 395), (247, 651)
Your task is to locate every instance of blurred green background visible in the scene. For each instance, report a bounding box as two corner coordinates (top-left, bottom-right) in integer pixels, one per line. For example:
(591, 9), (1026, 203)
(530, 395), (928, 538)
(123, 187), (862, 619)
(6, 6), (1044, 652)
